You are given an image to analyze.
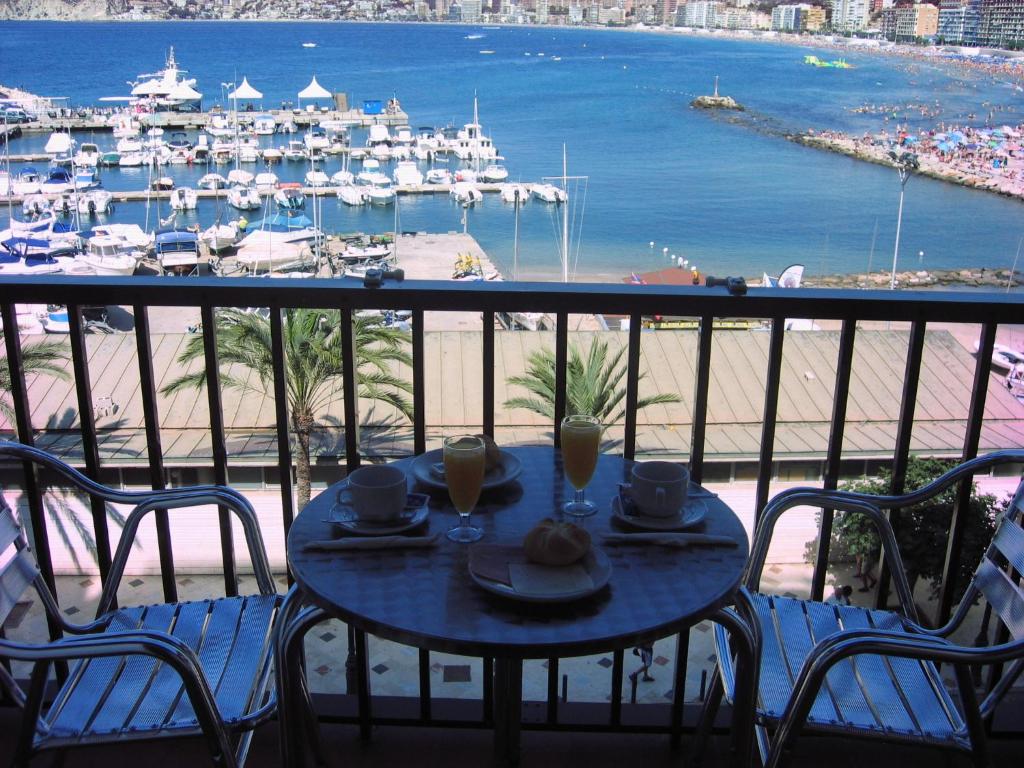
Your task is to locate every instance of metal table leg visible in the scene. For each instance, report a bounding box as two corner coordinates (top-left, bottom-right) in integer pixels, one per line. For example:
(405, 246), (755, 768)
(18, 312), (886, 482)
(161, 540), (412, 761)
(493, 657), (523, 766)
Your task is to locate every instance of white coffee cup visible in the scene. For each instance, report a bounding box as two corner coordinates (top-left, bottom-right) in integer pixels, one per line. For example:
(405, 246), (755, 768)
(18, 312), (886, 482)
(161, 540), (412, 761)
(620, 461), (689, 518)
(338, 465), (408, 522)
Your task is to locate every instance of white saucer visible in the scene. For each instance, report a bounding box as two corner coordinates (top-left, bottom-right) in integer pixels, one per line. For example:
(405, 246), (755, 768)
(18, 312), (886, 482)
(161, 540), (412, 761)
(326, 504), (430, 536)
(411, 448), (522, 491)
(611, 495), (707, 531)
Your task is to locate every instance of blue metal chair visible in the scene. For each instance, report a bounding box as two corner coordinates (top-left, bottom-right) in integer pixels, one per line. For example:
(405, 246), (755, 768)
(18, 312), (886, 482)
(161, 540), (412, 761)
(0, 441), (294, 768)
(693, 450), (1024, 768)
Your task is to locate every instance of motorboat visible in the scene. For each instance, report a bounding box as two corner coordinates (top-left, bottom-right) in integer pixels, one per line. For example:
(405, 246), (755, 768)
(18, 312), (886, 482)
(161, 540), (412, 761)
(41, 167), (74, 194)
(130, 48), (202, 112)
(167, 131), (192, 151)
(52, 194), (76, 218)
(481, 164), (509, 183)
(530, 183), (567, 203)
(280, 120), (298, 134)
(450, 98), (498, 162)
(110, 114), (140, 138)
(366, 124), (392, 150)
(154, 228), (202, 274)
(44, 132), (74, 165)
(12, 167), (41, 195)
(426, 168), (452, 185)
(168, 148), (190, 165)
(21, 194), (51, 218)
(99, 151), (120, 167)
(364, 179), (396, 206)
(198, 172), (228, 190)
(284, 140), (306, 161)
(206, 112), (233, 138)
(226, 185), (261, 210)
(253, 114), (277, 135)
(201, 222), (240, 253)
(451, 181), (482, 206)
(341, 242), (393, 261)
(41, 306), (72, 334)
(80, 233), (141, 275)
(370, 143), (392, 160)
(304, 169), (330, 187)
(90, 223), (152, 251)
(151, 176), (174, 191)
(304, 125), (330, 152)
(74, 167), (100, 190)
(239, 145), (260, 163)
(274, 185), (305, 210)
(393, 161), (424, 187)
(74, 142), (101, 167)
(337, 185), (367, 206)
(0, 246), (74, 276)
(227, 169), (255, 187)
(262, 147), (283, 163)
(454, 168), (478, 183)
(118, 152), (145, 168)
(976, 341), (1024, 372)
(500, 183), (530, 204)
(254, 171), (279, 190)
(234, 212), (324, 271)
(191, 142), (210, 164)
(116, 136), (144, 154)
(169, 186), (198, 211)
(391, 145), (411, 161)
(77, 189), (114, 216)
(331, 170), (354, 186)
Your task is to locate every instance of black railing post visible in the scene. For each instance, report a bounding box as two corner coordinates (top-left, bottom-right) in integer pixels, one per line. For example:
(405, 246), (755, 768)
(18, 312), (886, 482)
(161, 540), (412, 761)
(689, 314), (714, 484)
(623, 312), (642, 461)
(412, 309), (426, 456)
(755, 318), (786, 519)
(553, 310), (568, 446)
(340, 307), (361, 472)
(269, 305), (295, 580)
(483, 311), (495, 438)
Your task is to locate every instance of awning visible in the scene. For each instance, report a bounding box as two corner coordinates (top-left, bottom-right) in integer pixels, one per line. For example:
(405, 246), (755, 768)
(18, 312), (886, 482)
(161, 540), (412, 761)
(298, 76), (331, 100)
(167, 82), (202, 101)
(228, 77), (262, 100)
(131, 79), (163, 97)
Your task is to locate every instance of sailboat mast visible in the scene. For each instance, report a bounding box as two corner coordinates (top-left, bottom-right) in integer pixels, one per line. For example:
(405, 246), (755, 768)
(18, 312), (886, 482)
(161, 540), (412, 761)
(513, 188), (520, 281)
(562, 145), (569, 283)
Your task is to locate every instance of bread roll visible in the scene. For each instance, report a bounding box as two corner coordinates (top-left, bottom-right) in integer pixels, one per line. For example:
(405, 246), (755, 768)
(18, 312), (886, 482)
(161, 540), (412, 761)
(523, 519), (591, 566)
(475, 433), (502, 473)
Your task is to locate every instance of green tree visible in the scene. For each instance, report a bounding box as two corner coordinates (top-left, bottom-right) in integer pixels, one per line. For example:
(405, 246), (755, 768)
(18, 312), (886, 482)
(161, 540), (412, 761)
(830, 457), (1001, 602)
(0, 332), (70, 423)
(161, 308), (413, 507)
(504, 337), (680, 426)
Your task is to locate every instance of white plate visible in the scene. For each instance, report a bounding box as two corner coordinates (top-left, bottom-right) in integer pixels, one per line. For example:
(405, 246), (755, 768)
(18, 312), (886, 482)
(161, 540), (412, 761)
(326, 503), (430, 536)
(411, 448), (522, 491)
(469, 547), (612, 604)
(611, 495), (707, 531)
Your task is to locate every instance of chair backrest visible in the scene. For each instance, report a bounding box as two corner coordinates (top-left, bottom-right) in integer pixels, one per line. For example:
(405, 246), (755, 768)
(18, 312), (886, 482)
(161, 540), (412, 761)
(972, 479), (1024, 642)
(0, 499), (42, 632)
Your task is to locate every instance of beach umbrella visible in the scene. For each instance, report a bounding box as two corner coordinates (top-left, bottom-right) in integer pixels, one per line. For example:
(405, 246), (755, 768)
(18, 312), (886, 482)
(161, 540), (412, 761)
(227, 77), (263, 101)
(933, 132), (947, 141)
(967, 142), (980, 150)
(298, 76), (331, 107)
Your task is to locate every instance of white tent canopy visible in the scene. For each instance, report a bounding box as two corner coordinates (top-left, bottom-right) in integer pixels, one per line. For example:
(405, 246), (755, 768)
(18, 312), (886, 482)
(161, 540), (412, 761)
(228, 77), (263, 101)
(167, 82), (202, 101)
(131, 80), (163, 97)
(298, 76), (331, 101)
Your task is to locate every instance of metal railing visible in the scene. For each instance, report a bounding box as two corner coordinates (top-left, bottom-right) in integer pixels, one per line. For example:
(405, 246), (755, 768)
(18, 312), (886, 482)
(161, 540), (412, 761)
(2, 274), (1023, 738)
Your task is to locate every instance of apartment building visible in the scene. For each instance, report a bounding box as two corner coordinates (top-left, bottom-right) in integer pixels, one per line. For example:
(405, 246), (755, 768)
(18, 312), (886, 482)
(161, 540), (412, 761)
(830, 0), (871, 31)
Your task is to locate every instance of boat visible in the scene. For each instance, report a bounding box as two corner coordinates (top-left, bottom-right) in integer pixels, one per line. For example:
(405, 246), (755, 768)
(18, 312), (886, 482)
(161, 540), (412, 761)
(481, 163), (509, 182)
(151, 176), (174, 191)
(42, 306), (71, 333)
(167, 131), (192, 151)
(118, 152), (145, 168)
(262, 147), (283, 163)
(337, 185), (367, 206)
(393, 126), (414, 146)
(21, 194), (51, 218)
(131, 48), (202, 112)
(370, 143), (392, 160)
(11, 167), (41, 195)
(238, 145), (260, 163)
(154, 228), (202, 274)
(226, 169), (254, 186)
(80, 233), (141, 275)
(304, 169), (330, 187)
(454, 168), (478, 183)
(168, 148), (190, 165)
(341, 242), (393, 261)
(450, 98), (498, 162)
(77, 189), (114, 216)
(426, 168), (452, 185)
(450, 181), (482, 206)
(90, 223), (152, 251)
(302, 42), (317, 48)
(304, 125), (330, 152)
(201, 222), (240, 253)
(41, 167), (74, 194)
(110, 114), (140, 138)
(274, 185), (306, 210)
(44, 132), (74, 165)
(330, 169), (354, 186)
(284, 140), (306, 161)
(366, 124), (392, 150)
(116, 136), (144, 154)
(99, 151), (121, 167)
(169, 186), (198, 211)
(198, 172), (228, 190)
(0, 245), (74, 276)
(530, 183), (567, 203)
(976, 341), (1024, 372)
(74, 142), (101, 167)
(500, 183), (530, 204)
(226, 185), (261, 210)
(253, 114), (277, 135)
(74, 167), (100, 190)
(393, 161), (424, 187)
(364, 178), (396, 206)
(206, 112), (233, 138)
(254, 171), (279, 190)
(234, 212), (323, 271)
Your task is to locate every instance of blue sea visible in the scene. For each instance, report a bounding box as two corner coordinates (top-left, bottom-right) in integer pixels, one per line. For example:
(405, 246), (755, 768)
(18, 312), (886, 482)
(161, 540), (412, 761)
(4, 21), (1024, 282)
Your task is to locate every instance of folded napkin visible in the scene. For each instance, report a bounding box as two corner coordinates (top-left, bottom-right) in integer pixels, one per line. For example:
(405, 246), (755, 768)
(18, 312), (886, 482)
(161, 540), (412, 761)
(303, 534), (439, 552)
(602, 532), (737, 548)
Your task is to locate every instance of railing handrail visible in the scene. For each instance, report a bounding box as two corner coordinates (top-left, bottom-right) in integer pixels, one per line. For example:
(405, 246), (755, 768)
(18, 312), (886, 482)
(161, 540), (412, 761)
(1, 275), (1023, 322)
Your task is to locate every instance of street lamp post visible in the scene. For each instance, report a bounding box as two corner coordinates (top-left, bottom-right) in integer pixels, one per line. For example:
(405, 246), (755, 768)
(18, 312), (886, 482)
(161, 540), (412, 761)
(888, 150), (919, 290)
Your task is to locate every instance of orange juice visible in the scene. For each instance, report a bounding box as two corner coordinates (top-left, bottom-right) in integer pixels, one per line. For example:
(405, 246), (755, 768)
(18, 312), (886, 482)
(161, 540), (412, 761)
(561, 417), (600, 490)
(444, 437), (486, 513)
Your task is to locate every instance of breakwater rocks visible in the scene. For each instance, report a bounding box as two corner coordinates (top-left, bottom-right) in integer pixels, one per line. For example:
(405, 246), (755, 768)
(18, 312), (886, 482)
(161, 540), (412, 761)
(797, 268), (1021, 290)
(691, 95), (744, 111)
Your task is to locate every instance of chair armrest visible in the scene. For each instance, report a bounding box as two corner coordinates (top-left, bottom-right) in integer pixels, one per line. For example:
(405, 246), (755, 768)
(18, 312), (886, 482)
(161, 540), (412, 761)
(746, 491), (919, 621)
(97, 487), (276, 615)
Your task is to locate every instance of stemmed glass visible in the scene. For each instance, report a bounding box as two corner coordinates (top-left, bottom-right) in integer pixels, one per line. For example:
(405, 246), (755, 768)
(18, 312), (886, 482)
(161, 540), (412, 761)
(560, 414), (601, 517)
(444, 435), (486, 543)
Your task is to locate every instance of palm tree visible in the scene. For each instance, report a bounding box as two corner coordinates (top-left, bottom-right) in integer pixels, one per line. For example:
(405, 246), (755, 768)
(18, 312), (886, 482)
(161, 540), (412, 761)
(504, 337), (680, 426)
(161, 308), (413, 507)
(0, 331), (70, 423)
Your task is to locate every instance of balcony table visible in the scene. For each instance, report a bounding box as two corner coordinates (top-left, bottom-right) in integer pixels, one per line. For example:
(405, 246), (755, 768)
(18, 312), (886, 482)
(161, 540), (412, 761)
(286, 446), (749, 765)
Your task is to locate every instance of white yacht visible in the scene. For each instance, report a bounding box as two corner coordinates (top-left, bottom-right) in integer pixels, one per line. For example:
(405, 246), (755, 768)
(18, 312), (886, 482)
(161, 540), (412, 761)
(226, 185), (261, 210)
(238, 146), (260, 163)
(78, 189), (114, 216)
(337, 185), (367, 206)
(451, 181), (483, 206)
(254, 171), (279, 190)
(198, 172), (228, 190)
(202, 222), (240, 253)
(365, 178), (396, 206)
(304, 169), (330, 187)
(530, 183), (567, 203)
(392, 161), (424, 187)
(80, 234), (141, 275)
(206, 112), (233, 138)
(450, 98), (498, 162)
(262, 147), (283, 163)
(284, 140), (306, 161)
(304, 126), (330, 152)
(425, 168), (452, 185)
(73, 142), (101, 167)
(227, 169), (255, 186)
(330, 170), (354, 187)
(253, 114), (277, 135)
(11, 167), (41, 195)
(131, 48), (202, 111)
(481, 164), (509, 182)
(169, 187), (198, 211)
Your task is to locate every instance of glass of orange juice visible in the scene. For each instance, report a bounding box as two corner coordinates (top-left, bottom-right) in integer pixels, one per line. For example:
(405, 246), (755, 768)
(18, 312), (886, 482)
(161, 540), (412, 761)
(560, 414), (601, 517)
(444, 435), (486, 543)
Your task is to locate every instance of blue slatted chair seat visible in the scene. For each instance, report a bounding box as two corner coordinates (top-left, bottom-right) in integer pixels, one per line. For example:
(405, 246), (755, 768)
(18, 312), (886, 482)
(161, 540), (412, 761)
(38, 594), (281, 748)
(716, 593), (967, 747)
